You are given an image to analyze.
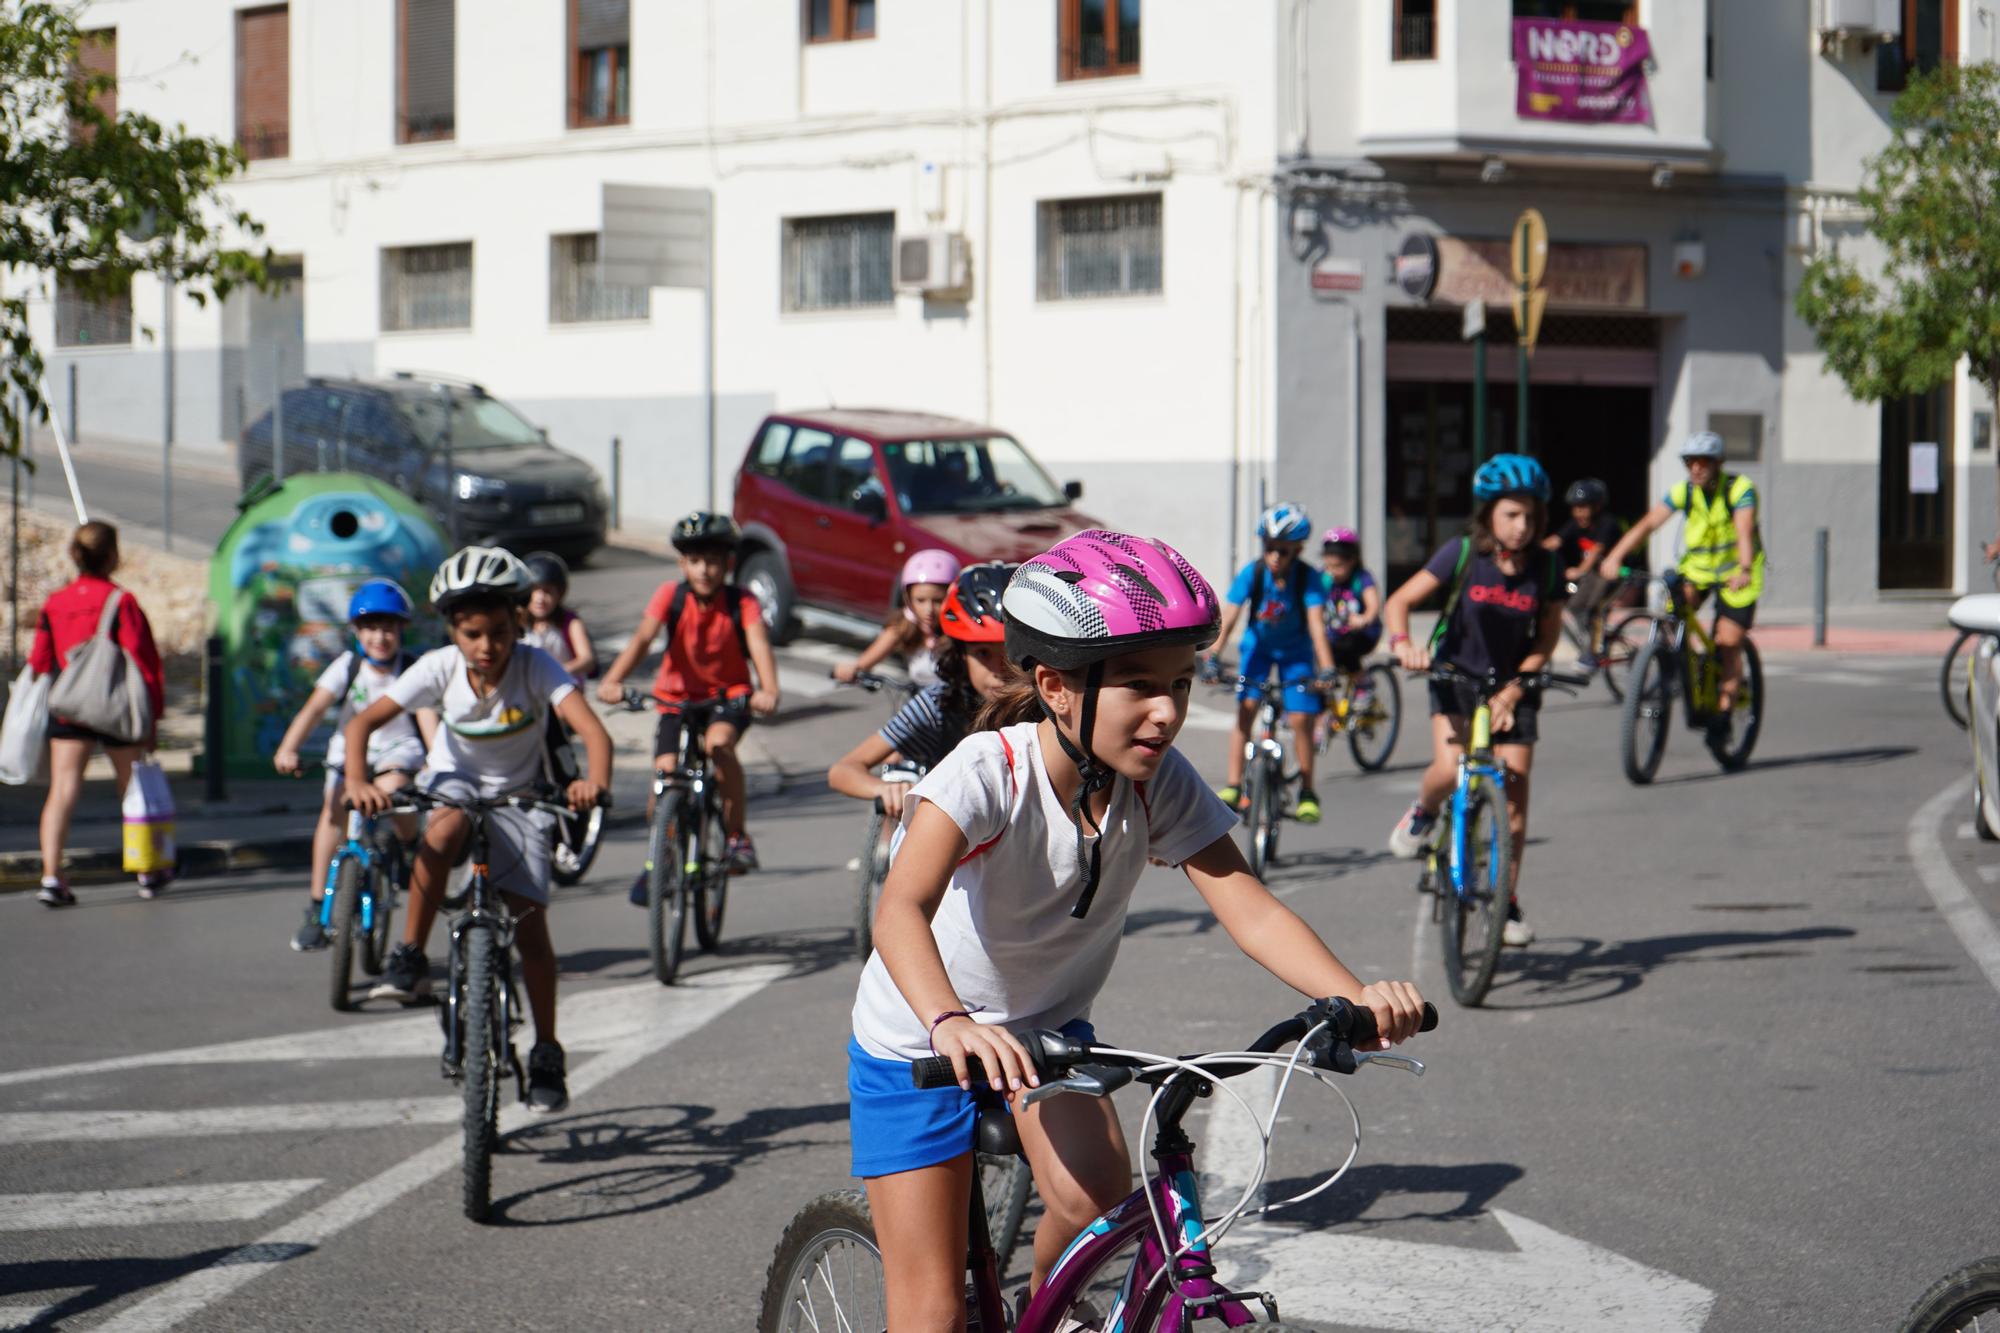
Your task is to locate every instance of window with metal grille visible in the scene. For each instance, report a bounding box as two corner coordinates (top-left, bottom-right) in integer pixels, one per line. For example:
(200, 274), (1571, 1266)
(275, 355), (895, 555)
(1395, 0), (1436, 59)
(782, 214), (894, 312)
(70, 28), (116, 142)
(550, 233), (650, 323)
(1037, 194), (1162, 301)
(398, 0), (454, 144)
(381, 243), (472, 331)
(570, 0), (629, 127)
(55, 275), (132, 348)
(1059, 0), (1139, 80)
(804, 0), (875, 42)
(236, 5), (290, 161)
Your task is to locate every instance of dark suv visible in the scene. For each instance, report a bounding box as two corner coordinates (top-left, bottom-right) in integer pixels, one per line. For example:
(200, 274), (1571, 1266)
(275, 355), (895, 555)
(237, 374), (608, 562)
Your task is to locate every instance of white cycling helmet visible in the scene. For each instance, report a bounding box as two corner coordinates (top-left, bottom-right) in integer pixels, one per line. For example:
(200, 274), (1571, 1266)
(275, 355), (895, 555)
(1679, 430), (1725, 461)
(430, 545), (534, 615)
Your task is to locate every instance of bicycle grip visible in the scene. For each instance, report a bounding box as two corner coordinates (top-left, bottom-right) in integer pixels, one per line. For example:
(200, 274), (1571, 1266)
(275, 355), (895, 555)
(912, 1054), (983, 1089)
(1345, 1002), (1439, 1046)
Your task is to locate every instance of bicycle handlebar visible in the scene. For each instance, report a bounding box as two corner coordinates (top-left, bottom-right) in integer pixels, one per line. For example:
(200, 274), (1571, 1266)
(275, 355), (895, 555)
(381, 785), (609, 823)
(837, 669), (898, 693)
(910, 997), (1438, 1091)
(615, 687), (733, 714)
(1425, 664), (1590, 694)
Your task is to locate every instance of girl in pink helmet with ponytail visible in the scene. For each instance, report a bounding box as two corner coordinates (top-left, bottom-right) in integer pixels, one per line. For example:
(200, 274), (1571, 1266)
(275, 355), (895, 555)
(834, 548), (961, 689)
(846, 530), (1427, 1327)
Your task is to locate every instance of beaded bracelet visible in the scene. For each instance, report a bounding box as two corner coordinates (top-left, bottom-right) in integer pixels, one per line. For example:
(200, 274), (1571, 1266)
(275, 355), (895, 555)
(928, 1005), (986, 1056)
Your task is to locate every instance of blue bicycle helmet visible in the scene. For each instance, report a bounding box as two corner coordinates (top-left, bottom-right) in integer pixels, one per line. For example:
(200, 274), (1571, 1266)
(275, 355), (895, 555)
(1472, 453), (1551, 504)
(347, 577), (415, 623)
(1257, 503), (1313, 544)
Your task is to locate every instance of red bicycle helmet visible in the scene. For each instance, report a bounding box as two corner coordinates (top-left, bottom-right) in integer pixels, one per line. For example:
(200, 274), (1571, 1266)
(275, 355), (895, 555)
(939, 561), (1013, 644)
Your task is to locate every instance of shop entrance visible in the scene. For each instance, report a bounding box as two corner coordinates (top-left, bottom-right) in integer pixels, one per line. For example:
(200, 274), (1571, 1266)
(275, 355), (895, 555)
(1879, 385), (1953, 589)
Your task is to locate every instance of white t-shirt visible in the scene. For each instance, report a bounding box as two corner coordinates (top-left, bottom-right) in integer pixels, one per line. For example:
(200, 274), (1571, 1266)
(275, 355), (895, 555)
(316, 650), (426, 771)
(850, 721), (1238, 1062)
(387, 643), (576, 797)
(907, 643), (941, 690)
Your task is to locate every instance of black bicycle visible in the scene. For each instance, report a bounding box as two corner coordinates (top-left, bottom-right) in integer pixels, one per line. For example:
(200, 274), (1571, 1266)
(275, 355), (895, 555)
(840, 669), (925, 961)
(1560, 568), (1652, 702)
(1900, 1256), (2000, 1333)
(620, 689), (735, 986)
(386, 783), (597, 1223)
(546, 721), (606, 885)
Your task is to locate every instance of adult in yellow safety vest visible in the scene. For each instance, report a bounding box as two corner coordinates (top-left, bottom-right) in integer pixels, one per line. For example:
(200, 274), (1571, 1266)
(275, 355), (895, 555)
(1598, 431), (1763, 722)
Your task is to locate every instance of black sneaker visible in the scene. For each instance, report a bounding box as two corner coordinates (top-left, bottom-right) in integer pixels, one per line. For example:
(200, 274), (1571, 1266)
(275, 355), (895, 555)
(37, 879), (76, 908)
(370, 943), (431, 1002)
(526, 1041), (569, 1114)
(136, 871), (171, 900)
(291, 902), (329, 952)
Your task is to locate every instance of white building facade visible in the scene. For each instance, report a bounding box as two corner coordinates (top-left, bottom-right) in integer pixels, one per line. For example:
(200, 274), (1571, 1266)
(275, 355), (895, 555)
(24, 0), (1999, 605)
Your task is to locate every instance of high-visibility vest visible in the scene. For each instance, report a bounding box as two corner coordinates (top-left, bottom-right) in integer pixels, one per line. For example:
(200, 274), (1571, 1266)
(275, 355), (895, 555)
(1668, 473), (1763, 595)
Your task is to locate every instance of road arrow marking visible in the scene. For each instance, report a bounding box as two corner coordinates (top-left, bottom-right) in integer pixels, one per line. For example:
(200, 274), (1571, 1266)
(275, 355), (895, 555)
(0, 1180), (320, 1231)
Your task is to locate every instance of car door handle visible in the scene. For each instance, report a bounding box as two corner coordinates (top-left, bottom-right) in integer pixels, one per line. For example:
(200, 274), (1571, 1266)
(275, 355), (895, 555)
(816, 516), (831, 527)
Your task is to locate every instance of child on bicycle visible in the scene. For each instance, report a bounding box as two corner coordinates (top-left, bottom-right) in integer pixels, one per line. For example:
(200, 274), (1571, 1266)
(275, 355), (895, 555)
(344, 546), (612, 1115)
(596, 512), (780, 898)
(1203, 505), (1338, 824)
(829, 563), (1017, 820)
(833, 549), (960, 690)
(850, 530), (1427, 1328)
(521, 551), (596, 684)
(272, 579), (433, 953)
(1543, 478), (1621, 664)
(1380, 454), (1566, 947)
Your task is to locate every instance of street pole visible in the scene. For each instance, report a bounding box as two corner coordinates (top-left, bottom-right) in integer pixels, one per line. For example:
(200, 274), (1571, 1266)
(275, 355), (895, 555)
(1465, 300), (1488, 465)
(272, 343), (286, 484)
(1813, 528), (1829, 648)
(162, 280), (174, 551)
(1515, 267), (1530, 456)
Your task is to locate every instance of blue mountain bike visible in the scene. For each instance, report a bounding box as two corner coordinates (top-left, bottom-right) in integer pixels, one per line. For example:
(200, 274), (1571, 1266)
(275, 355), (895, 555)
(324, 794), (409, 1013)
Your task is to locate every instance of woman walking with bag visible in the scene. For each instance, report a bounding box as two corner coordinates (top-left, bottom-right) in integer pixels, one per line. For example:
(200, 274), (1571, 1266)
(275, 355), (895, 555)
(29, 522), (166, 906)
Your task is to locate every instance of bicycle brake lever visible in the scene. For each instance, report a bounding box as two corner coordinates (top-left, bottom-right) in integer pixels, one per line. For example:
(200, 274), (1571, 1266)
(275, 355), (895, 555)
(1351, 1051), (1425, 1076)
(1019, 1064), (1134, 1106)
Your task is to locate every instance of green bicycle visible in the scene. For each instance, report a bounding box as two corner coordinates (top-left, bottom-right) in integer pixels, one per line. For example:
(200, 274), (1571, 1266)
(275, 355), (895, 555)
(1620, 573), (1764, 784)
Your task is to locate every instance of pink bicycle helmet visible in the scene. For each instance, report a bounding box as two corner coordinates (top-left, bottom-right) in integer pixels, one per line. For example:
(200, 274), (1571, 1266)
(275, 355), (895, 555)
(1003, 530), (1220, 671)
(1321, 526), (1360, 550)
(900, 548), (961, 589)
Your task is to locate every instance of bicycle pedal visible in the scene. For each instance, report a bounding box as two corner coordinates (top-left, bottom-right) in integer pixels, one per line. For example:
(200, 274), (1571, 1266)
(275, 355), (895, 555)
(441, 1057), (462, 1081)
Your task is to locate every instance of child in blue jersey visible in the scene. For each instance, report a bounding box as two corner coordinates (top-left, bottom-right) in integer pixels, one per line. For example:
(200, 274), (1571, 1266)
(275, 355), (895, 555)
(1202, 505), (1338, 823)
(1318, 526), (1383, 673)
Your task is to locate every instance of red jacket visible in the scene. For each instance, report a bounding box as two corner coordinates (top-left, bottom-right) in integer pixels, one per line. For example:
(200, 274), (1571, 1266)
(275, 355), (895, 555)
(29, 575), (167, 727)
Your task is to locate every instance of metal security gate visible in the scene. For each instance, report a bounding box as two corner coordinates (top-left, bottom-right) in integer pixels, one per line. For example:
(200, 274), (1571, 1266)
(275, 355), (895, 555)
(1879, 386), (1953, 589)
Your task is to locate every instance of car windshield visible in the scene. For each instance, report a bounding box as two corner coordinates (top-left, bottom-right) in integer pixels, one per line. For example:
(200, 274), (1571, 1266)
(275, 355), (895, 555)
(390, 389), (545, 452)
(880, 436), (1068, 515)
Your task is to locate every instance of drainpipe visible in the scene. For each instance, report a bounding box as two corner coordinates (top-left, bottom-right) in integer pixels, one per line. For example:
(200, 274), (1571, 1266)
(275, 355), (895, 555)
(1347, 300), (1363, 530)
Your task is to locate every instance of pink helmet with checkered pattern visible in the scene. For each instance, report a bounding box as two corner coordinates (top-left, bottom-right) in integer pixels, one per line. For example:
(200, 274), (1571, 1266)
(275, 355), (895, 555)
(1003, 530), (1220, 670)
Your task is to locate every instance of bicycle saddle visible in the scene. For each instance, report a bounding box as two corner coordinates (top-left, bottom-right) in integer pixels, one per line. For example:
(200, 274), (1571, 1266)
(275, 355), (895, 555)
(975, 1105), (1022, 1158)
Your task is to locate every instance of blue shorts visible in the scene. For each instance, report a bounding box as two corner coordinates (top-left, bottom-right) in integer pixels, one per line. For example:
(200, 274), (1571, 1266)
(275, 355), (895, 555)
(1237, 643), (1323, 716)
(848, 1018), (1096, 1178)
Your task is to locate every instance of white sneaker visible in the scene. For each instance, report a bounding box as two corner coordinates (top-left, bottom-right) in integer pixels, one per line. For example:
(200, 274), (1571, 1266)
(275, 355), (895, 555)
(1502, 914), (1535, 947)
(1387, 804), (1437, 860)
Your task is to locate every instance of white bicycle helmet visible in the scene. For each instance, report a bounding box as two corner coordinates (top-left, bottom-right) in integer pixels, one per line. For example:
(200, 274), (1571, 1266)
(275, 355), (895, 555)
(430, 545), (534, 615)
(1680, 430), (1725, 461)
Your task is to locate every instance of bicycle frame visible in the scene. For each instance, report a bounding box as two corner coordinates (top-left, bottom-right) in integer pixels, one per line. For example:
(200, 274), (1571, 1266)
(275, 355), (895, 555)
(439, 811), (521, 1082)
(320, 809), (394, 935)
(652, 701), (722, 878)
(1443, 706), (1508, 903)
(1647, 580), (1731, 725)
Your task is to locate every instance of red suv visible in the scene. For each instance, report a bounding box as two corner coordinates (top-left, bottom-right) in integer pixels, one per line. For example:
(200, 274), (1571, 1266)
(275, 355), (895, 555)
(732, 409), (1101, 638)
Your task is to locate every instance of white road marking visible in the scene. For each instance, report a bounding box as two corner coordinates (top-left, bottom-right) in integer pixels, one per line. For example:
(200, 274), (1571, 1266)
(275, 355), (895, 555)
(1958, 822), (1977, 841)
(0, 1099), (456, 1146)
(89, 962), (785, 1333)
(0, 1181), (320, 1231)
(1908, 778), (2000, 997)
(0, 1307), (56, 1330)
(1978, 864), (2000, 885)
(1197, 1064), (1277, 1213)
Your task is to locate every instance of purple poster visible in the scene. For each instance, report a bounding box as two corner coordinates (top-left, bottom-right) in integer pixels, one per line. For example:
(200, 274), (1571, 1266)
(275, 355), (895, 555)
(1513, 17), (1653, 125)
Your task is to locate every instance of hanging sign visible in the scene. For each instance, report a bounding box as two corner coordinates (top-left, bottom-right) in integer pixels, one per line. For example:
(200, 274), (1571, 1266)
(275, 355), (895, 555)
(1311, 257), (1365, 298)
(1513, 18), (1654, 125)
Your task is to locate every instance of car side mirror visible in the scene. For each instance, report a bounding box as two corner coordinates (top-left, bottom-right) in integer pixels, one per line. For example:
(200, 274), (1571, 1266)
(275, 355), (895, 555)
(1064, 479), (1085, 502)
(853, 487), (888, 525)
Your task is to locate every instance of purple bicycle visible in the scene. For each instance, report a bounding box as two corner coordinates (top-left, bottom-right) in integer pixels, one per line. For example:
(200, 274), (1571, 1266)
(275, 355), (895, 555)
(757, 997), (1436, 1332)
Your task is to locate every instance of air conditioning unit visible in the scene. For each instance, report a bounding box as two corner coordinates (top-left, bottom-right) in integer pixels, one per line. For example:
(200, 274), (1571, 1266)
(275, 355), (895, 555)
(1819, 0), (1899, 54)
(895, 232), (970, 296)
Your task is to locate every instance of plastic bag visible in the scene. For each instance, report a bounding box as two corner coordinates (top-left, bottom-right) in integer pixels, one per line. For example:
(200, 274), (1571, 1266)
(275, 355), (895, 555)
(122, 759), (177, 875)
(0, 666), (51, 786)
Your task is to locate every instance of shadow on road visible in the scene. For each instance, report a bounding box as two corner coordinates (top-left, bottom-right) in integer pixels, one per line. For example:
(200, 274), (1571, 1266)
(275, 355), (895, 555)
(490, 1100), (850, 1226)
(0, 1245), (311, 1328)
(1652, 745), (1917, 785)
(1253, 1161), (1526, 1234)
(1483, 924), (1859, 1009)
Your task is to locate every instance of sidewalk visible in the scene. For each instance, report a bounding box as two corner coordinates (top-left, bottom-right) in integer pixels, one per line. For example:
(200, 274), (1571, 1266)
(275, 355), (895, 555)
(1748, 597), (1957, 656)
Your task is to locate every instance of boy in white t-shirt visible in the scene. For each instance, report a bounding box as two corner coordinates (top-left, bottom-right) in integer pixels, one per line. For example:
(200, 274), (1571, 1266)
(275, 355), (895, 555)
(273, 579), (434, 953)
(345, 547), (612, 1116)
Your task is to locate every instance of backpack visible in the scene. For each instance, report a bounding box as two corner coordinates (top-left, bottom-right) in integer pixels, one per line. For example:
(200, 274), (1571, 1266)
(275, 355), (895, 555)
(1247, 560), (1311, 630)
(46, 590), (153, 746)
(1428, 537), (1561, 654)
(664, 582), (749, 656)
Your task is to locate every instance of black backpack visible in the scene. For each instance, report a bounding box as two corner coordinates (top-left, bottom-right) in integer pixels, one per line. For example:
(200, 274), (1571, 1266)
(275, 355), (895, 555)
(663, 581), (749, 655)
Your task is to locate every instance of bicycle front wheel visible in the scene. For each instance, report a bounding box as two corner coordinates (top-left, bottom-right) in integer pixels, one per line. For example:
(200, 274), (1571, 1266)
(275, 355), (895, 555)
(1599, 611), (1652, 702)
(1244, 755), (1272, 878)
(758, 1190), (886, 1333)
(694, 799), (729, 952)
(552, 801), (605, 886)
(1345, 664), (1402, 772)
(647, 797), (691, 986)
(853, 806), (889, 960)
(1899, 1256), (2000, 1333)
(1707, 639), (1764, 772)
(362, 847), (398, 976)
(460, 922), (502, 1222)
(1620, 638), (1674, 785)
(328, 856), (362, 1013)
(1440, 780), (1512, 1008)
(1943, 628), (1977, 730)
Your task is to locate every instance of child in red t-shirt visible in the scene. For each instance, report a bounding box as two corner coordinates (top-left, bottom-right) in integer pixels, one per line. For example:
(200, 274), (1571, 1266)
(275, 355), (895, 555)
(598, 513), (781, 898)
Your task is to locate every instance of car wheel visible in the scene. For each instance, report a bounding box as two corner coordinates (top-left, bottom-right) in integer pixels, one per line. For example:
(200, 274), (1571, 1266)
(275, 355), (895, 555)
(740, 549), (798, 644)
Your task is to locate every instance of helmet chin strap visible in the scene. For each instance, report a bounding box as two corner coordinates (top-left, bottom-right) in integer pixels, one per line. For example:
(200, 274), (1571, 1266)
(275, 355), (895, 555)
(1040, 660), (1114, 919)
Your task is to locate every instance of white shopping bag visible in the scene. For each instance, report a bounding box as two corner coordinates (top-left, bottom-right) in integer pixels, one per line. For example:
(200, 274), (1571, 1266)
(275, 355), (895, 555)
(0, 666), (51, 786)
(122, 759), (177, 875)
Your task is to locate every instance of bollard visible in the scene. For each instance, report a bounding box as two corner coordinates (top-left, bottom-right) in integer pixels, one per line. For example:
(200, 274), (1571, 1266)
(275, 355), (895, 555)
(1812, 528), (1829, 648)
(203, 634), (227, 803)
(611, 435), (622, 531)
(67, 362), (78, 446)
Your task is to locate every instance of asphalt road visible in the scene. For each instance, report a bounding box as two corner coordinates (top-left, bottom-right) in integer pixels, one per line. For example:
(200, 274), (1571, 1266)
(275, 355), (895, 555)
(2, 638), (1995, 1331)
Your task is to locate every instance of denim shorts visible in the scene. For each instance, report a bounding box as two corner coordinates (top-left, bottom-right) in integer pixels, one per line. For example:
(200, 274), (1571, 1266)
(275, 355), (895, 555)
(848, 1018), (1096, 1178)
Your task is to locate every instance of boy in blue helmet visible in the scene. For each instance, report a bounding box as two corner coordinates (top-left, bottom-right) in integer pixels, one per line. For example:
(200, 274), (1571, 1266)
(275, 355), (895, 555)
(1202, 503), (1339, 823)
(1378, 454), (1567, 947)
(273, 578), (435, 952)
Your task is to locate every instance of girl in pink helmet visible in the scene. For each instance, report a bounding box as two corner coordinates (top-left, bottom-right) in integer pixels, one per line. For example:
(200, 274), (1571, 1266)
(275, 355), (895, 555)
(834, 548), (961, 690)
(846, 530), (1427, 1327)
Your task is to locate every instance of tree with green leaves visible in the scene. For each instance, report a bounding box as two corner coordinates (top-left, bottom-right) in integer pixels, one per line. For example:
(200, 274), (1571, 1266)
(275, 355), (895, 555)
(1796, 62), (2000, 408)
(0, 0), (267, 455)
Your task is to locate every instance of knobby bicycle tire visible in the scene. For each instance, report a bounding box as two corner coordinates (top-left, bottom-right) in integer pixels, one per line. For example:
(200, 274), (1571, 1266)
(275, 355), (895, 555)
(328, 856), (362, 1013)
(1943, 628), (1977, 731)
(647, 796), (691, 986)
(1346, 664), (1402, 772)
(979, 1152), (1031, 1267)
(1599, 611), (1651, 703)
(552, 801), (605, 886)
(1621, 638), (1674, 785)
(758, 1189), (886, 1333)
(1441, 780), (1512, 1008)
(694, 798), (729, 952)
(362, 846), (397, 977)
(1899, 1255), (2000, 1333)
(853, 806), (888, 960)
(1706, 639), (1764, 772)
(460, 921), (502, 1223)
(1246, 755), (1275, 878)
